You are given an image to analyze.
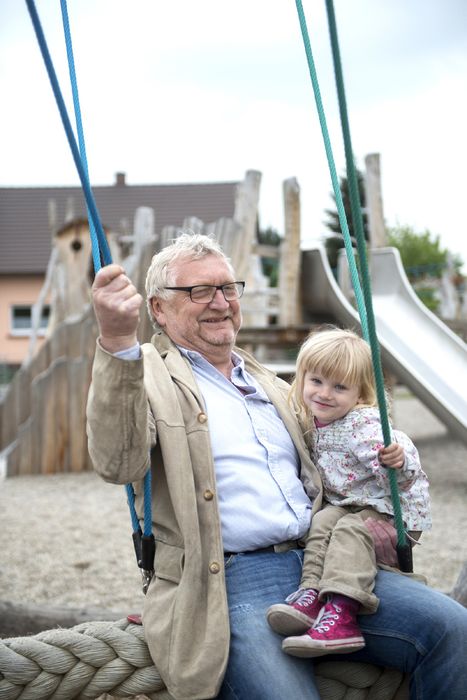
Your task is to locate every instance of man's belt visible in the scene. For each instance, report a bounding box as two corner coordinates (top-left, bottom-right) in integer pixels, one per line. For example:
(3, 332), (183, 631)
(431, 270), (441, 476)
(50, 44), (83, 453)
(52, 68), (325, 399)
(224, 540), (301, 556)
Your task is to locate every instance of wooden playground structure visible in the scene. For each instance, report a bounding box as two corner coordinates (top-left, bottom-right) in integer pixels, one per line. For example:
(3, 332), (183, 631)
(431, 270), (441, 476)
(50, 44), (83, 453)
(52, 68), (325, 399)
(0, 170), (306, 478)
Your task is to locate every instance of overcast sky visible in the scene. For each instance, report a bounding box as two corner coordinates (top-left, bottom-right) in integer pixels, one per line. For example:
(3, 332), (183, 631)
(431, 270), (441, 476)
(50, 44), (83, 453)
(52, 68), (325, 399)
(1, 0), (466, 270)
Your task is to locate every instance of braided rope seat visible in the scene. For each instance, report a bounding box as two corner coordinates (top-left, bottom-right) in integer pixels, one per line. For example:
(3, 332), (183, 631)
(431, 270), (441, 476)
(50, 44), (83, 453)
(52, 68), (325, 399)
(0, 618), (409, 700)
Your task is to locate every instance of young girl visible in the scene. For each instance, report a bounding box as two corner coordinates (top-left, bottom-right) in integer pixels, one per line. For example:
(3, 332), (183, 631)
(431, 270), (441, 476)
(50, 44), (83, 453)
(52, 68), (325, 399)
(267, 327), (431, 658)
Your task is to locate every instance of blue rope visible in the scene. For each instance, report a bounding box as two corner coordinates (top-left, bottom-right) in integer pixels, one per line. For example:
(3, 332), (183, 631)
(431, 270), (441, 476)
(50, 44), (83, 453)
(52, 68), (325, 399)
(126, 482), (141, 533)
(27, 0), (152, 549)
(143, 461), (153, 537)
(59, 0), (103, 274)
(58, 0), (149, 538)
(25, 0), (111, 269)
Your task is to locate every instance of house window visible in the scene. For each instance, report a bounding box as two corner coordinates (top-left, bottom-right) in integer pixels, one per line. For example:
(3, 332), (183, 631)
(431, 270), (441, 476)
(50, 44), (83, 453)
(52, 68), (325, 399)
(10, 305), (50, 336)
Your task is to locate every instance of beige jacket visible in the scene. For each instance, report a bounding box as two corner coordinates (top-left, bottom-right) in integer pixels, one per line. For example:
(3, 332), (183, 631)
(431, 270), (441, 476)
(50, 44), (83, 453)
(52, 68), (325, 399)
(86, 331), (323, 700)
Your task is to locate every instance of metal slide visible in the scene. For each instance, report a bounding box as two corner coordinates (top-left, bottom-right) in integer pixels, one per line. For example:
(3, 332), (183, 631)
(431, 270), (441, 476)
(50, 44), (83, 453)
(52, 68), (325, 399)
(301, 245), (467, 445)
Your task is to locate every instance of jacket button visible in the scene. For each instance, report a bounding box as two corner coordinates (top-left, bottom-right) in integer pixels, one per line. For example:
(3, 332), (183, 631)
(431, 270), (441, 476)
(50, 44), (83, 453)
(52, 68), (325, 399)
(204, 489), (214, 501)
(209, 561), (221, 574)
(197, 412), (207, 423)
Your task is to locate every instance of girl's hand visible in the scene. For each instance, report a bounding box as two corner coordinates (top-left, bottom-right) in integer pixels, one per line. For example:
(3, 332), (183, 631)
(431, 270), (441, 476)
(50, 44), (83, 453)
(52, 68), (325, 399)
(378, 442), (405, 469)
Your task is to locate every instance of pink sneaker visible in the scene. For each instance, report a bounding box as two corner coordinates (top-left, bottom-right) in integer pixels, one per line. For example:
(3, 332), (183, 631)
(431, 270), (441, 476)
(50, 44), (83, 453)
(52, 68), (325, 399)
(282, 598), (365, 657)
(267, 588), (322, 635)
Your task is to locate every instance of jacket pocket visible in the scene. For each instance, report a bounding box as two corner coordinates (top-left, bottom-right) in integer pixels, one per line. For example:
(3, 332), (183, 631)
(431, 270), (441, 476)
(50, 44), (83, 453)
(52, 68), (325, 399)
(154, 541), (185, 584)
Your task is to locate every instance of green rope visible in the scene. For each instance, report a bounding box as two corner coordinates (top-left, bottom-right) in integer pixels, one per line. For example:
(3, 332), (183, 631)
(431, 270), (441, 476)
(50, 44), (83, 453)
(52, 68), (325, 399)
(324, 0), (365, 252)
(293, 0), (368, 339)
(294, 0), (410, 559)
(323, 0), (407, 551)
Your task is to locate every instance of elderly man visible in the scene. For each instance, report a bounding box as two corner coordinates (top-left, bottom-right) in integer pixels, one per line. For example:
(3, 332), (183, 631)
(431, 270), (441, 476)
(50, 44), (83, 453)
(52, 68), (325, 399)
(87, 233), (467, 700)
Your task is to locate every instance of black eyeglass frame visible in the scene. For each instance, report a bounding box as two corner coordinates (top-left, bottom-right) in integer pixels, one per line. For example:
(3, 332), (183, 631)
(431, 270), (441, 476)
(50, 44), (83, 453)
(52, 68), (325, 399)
(163, 281), (245, 303)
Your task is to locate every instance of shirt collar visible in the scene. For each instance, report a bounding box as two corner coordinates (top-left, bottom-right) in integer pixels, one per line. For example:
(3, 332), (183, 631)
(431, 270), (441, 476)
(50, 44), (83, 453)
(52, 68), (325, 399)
(177, 345), (244, 370)
(178, 345), (269, 401)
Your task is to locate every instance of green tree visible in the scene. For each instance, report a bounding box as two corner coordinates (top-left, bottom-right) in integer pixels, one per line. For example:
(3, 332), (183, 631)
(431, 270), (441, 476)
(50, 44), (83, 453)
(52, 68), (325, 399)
(257, 225), (281, 287)
(387, 225), (464, 312)
(387, 225), (448, 279)
(323, 168), (369, 270)
(324, 168), (369, 241)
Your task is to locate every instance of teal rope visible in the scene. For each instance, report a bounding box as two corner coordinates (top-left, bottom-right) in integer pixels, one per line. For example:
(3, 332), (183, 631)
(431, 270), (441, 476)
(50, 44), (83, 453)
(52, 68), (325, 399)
(324, 0), (407, 550)
(293, 0), (368, 339)
(324, 0), (364, 246)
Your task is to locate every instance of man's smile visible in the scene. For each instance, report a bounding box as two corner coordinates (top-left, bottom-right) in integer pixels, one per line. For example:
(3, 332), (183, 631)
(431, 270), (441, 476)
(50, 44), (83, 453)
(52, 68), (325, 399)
(201, 315), (232, 323)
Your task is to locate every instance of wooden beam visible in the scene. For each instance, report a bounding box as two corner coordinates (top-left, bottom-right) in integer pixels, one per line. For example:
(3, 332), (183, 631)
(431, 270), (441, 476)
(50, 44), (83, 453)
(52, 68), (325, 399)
(364, 153), (387, 248)
(0, 601), (128, 638)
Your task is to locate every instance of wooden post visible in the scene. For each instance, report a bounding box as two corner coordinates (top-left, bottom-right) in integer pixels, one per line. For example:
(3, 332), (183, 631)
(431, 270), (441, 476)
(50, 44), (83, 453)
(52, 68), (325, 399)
(232, 171), (270, 327)
(68, 357), (91, 472)
(121, 207), (157, 280)
(0, 372), (23, 452)
(232, 170), (262, 283)
(33, 359), (69, 474)
(279, 178), (302, 326)
(364, 153), (387, 248)
(17, 417), (34, 476)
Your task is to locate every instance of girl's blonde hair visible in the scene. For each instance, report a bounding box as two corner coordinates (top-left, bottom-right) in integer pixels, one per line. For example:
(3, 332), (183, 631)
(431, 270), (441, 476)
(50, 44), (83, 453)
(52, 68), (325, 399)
(291, 326), (377, 424)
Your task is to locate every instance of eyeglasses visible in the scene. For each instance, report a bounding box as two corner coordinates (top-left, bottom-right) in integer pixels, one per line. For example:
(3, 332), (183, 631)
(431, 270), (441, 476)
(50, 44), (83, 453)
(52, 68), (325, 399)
(163, 281), (245, 304)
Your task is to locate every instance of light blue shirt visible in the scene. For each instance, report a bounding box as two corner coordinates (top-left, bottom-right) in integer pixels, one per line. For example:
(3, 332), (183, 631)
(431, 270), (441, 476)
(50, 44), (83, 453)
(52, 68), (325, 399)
(114, 342), (313, 551)
(181, 348), (312, 552)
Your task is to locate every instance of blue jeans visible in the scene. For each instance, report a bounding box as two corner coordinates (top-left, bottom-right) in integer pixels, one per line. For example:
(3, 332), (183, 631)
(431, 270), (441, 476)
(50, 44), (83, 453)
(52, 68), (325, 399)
(217, 549), (467, 700)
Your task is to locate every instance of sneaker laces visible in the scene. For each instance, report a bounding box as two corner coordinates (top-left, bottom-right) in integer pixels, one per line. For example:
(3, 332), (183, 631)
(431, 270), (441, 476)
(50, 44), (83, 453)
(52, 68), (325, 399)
(285, 588), (318, 606)
(313, 603), (341, 633)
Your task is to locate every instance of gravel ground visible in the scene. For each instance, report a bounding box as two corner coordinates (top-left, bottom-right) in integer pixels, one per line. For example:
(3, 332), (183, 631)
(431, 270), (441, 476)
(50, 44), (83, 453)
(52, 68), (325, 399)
(1, 388), (466, 613)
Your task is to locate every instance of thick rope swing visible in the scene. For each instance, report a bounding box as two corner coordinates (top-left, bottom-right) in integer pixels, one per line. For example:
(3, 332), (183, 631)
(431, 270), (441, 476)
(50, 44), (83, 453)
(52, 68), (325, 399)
(0, 618), (406, 700)
(0, 619), (170, 700)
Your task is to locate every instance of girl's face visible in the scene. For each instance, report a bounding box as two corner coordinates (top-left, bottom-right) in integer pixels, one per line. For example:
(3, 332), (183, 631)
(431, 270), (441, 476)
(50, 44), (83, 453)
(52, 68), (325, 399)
(303, 370), (361, 424)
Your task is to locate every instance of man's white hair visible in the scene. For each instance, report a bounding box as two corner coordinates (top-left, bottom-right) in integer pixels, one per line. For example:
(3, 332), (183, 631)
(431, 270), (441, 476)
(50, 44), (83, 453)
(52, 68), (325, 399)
(145, 230), (235, 326)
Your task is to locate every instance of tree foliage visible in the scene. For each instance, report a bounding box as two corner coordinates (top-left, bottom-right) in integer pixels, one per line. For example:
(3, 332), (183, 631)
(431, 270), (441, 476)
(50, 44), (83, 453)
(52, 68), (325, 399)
(387, 225), (464, 313)
(324, 168), (369, 241)
(387, 225), (449, 280)
(257, 226), (281, 287)
(323, 168), (369, 270)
